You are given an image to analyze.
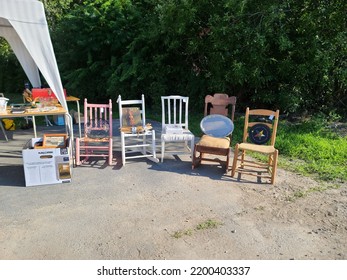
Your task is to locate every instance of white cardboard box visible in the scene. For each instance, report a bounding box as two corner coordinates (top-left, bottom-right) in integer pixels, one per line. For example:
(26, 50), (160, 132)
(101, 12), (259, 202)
(22, 138), (72, 187)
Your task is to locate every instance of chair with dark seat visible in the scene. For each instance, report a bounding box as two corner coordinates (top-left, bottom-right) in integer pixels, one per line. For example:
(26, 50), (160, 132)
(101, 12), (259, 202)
(75, 98), (113, 166)
(231, 107), (280, 184)
(192, 93), (236, 172)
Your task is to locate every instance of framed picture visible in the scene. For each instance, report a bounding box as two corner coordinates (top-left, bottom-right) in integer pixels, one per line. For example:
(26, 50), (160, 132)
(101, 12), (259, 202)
(42, 133), (67, 148)
(122, 107), (142, 127)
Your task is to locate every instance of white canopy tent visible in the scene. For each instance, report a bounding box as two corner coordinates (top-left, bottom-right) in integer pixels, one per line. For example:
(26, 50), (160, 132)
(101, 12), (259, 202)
(0, 0), (67, 111)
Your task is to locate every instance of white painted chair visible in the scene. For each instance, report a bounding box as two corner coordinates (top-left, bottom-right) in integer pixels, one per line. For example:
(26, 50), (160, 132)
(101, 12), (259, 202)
(161, 95), (195, 162)
(117, 94), (157, 166)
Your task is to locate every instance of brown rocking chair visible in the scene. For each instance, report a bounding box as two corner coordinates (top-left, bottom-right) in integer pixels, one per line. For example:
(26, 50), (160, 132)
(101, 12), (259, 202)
(192, 93), (237, 172)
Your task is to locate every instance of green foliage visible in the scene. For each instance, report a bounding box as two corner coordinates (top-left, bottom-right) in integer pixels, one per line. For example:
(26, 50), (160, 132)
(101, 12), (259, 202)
(275, 116), (347, 181)
(0, 39), (27, 93)
(1, 0), (346, 117)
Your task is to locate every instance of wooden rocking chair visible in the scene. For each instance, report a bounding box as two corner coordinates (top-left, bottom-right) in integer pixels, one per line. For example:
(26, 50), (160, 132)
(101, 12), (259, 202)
(192, 93), (237, 172)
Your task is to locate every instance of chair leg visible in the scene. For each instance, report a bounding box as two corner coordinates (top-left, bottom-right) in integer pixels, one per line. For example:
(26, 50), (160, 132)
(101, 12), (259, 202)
(161, 140), (165, 162)
(121, 132), (126, 166)
(75, 138), (81, 166)
(225, 148), (230, 173)
(152, 130), (157, 160)
(108, 139), (113, 165)
(192, 144), (199, 169)
(271, 149), (279, 184)
(190, 136), (195, 161)
(231, 144), (239, 177)
(241, 150), (246, 168)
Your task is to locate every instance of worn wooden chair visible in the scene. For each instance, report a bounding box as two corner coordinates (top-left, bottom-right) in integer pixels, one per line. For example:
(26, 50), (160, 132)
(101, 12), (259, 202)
(117, 94), (157, 165)
(75, 99), (113, 165)
(192, 93), (237, 172)
(231, 108), (280, 184)
(161, 95), (195, 162)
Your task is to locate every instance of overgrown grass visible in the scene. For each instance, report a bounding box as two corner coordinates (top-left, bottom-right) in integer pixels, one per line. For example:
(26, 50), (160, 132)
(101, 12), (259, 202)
(276, 117), (347, 182)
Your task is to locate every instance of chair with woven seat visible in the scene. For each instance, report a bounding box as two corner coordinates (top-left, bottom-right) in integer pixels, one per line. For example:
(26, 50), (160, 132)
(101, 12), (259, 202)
(75, 99), (113, 166)
(161, 95), (195, 162)
(231, 107), (280, 184)
(192, 93), (237, 172)
(117, 94), (157, 165)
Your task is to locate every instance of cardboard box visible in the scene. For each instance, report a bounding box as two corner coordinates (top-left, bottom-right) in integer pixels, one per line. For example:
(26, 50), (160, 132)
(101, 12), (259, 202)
(22, 138), (72, 187)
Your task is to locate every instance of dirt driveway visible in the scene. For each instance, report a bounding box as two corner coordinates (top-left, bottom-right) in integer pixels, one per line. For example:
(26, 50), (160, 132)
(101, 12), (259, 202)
(0, 123), (346, 260)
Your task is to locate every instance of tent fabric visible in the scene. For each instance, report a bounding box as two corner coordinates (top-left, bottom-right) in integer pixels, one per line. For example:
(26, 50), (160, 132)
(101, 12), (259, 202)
(0, 18), (41, 88)
(0, 0), (68, 111)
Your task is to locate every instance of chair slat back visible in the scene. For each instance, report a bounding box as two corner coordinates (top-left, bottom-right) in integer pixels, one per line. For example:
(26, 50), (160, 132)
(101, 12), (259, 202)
(83, 98), (112, 137)
(161, 95), (189, 130)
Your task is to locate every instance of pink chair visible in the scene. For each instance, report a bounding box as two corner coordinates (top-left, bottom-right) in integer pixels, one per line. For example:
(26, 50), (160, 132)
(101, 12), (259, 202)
(75, 99), (113, 165)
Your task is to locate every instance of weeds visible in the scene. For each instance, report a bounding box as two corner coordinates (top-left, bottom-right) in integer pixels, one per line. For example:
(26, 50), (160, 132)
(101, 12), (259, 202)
(196, 219), (223, 230)
(287, 184), (341, 201)
(171, 219), (223, 239)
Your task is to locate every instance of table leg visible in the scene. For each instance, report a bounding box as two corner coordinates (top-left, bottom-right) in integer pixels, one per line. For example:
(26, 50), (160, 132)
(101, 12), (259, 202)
(32, 115), (37, 138)
(76, 100), (81, 138)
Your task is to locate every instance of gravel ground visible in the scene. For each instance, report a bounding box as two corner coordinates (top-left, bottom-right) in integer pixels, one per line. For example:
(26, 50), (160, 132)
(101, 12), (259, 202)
(0, 121), (346, 260)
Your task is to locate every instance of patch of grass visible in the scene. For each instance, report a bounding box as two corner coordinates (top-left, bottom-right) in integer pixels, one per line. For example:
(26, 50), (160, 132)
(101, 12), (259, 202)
(287, 184), (341, 201)
(171, 229), (193, 239)
(171, 219), (223, 239)
(196, 219), (223, 230)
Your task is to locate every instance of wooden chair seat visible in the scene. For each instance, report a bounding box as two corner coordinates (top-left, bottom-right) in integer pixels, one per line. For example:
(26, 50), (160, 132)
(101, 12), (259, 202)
(238, 142), (276, 154)
(197, 135), (230, 148)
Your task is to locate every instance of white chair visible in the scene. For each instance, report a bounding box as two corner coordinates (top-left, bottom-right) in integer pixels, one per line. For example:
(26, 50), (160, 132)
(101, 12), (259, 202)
(161, 95), (195, 162)
(117, 94), (157, 165)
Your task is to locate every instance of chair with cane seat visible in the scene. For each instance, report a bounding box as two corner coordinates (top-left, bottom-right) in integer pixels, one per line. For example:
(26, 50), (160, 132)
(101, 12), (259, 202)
(75, 99), (113, 166)
(192, 93), (236, 172)
(231, 107), (280, 184)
